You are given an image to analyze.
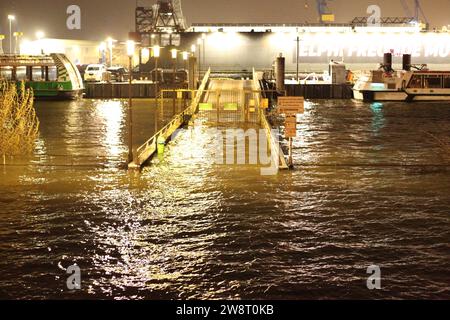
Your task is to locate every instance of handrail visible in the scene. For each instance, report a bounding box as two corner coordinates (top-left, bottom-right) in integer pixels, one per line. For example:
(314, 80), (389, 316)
(253, 67), (289, 170)
(130, 68), (211, 168)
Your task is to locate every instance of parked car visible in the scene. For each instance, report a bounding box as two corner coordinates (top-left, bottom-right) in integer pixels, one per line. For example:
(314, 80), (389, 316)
(107, 66), (129, 82)
(84, 64), (107, 82)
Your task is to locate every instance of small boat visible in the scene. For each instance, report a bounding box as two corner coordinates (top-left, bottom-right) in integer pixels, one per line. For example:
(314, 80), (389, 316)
(0, 53), (84, 100)
(353, 53), (450, 102)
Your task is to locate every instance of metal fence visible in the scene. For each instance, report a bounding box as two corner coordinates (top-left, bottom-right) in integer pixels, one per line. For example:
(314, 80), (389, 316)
(160, 89), (280, 125)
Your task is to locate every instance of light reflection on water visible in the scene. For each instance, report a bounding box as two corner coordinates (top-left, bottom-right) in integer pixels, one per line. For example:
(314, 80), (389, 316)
(0, 99), (449, 299)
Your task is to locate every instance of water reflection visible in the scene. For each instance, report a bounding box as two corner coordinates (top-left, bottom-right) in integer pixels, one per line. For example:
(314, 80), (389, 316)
(0, 99), (449, 299)
(370, 102), (385, 136)
(94, 100), (125, 160)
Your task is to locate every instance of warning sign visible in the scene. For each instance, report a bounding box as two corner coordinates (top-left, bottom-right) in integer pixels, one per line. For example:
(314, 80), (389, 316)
(277, 97), (304, 115)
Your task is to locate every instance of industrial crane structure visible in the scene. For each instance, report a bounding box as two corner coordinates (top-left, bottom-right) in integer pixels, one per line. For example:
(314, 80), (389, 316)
(306, 0), (427, 27)
(400, 0), (428, 25)
(135, 0), (187, 34)
(316, 0), (335, 23)
(305, 0), (335, 23)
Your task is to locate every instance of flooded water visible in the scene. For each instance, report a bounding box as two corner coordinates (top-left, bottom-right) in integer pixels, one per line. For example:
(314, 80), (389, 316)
(0, 98), (449, 300)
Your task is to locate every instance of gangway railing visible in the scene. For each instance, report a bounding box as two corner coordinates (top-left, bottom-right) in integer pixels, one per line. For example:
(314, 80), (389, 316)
(128, 68), (211, 169)
(252, 68), (289, 170)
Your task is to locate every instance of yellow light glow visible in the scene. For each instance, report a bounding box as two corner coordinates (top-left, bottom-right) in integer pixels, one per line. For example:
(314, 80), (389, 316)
(141, 48), (150, 63)
(107, 37), (114, 49)
(171, 48), (177, 59)
(182, 51), (189, 60)
(191, 44), (196, 53)
(126, 40), (135, 57)
(36, 31), (45, 39)
(99, 41), (106, 52)
(153, 45), (160, 58)
(8, 15), (15, 21)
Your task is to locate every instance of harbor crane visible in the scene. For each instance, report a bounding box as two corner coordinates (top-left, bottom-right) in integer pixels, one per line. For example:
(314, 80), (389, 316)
(400, 0), (428, 25)
(135, 0), (187, 34)
(305, 0), (335, 24)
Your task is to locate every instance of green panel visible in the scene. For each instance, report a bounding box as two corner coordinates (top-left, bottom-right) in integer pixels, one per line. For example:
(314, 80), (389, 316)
(20, 81), (73, 97)
(224, 103), (238, 111)
(199, 103), (213, 111)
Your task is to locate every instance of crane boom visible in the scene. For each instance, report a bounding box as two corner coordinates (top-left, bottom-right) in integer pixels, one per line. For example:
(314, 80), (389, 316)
(400, 0), (428, 24)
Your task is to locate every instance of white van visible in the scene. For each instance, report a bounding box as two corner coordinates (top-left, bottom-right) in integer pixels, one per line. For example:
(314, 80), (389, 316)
(84, 64), (107, 82)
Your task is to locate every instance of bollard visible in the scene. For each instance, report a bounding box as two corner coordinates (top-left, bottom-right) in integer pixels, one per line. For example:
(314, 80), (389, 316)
(157, 136), (166, 155)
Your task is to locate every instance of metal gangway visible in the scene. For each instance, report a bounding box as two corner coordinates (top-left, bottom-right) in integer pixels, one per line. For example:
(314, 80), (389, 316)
(129, 68), (288, 172)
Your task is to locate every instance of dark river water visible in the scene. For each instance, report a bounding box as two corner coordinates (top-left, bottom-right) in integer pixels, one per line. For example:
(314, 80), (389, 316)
(0, 99), (449, 300)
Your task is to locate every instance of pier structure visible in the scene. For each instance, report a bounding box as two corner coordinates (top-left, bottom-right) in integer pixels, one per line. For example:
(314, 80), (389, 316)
(128, 67), (290, 172)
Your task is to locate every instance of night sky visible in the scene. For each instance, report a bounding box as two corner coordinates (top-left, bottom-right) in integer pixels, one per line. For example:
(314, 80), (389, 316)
(0, 0), (449, 41)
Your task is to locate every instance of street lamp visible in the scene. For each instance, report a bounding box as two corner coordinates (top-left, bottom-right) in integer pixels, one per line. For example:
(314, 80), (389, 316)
(182, 51), (189, 84)
(201, 33), (206, 70)
(36, 31), (45, 55)
(197, 38), (202, 75)
(141, 47), (150, 64)
(171, 48), (178, 83)
(99, 42), (106, 64)
(13, 32), (23, 54)
(8, 15), (15, 54)
(107, 37), (114, 67)
(295, 33), (300, 83)
(0, 35), (5, 55)
(153, 45), (161, 134)
(126, 40), (135, 164)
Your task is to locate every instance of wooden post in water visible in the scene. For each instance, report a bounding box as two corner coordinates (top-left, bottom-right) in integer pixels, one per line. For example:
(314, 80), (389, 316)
(288, 137), (293, 168)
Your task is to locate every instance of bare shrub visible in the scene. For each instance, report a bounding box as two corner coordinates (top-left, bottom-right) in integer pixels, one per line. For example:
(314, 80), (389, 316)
(0, 81), (39, 162)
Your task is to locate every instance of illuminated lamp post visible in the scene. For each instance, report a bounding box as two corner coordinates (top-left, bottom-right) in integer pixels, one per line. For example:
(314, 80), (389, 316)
(8, 15), (15, 54)
(107, 37), (114, 67)
(36, 31), (45, 55)
(197, 38), (202, 75)
(126, 40), (135, 164)
(182, 51), (189, 74)
(13, 32), (23, 54)
(171, 48), (178, 83)
(201, 33), (206, 70)
(153, 45), (161, 134)
(0, 35), (5, 54)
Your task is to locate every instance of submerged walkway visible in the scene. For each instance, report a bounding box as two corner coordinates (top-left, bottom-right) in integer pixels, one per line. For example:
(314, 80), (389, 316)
(129, 69), (288, 171)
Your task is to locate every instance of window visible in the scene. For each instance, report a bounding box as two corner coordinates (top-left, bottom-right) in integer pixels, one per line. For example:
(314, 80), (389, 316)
(443, 76), (450, 88)
(32, 67), (44, 81)
(409, 75), (422, 88)
(16, 66), (27, 81)
(424, 75), (442, 89)
(48, 66), (57, 81)
(0, 67), (13, 80)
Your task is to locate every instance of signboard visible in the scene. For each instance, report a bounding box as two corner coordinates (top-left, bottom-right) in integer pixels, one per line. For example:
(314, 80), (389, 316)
(284, 117), (297, 138)
(285, 128), (297, 138)
(278, 96), (303, 138)
(277, 97), (304, 115)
